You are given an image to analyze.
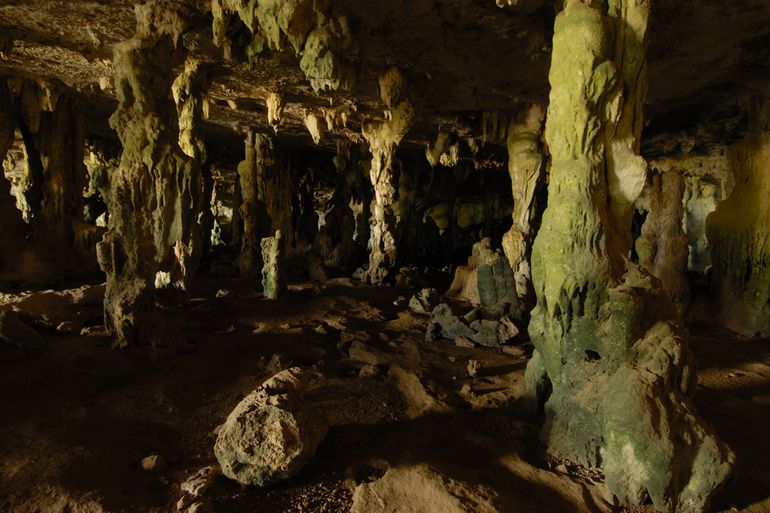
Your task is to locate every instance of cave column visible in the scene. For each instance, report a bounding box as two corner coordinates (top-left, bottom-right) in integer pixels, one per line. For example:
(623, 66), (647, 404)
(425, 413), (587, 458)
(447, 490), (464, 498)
(635, 171), (690, 314)
(707, 97), (770, 335)
(361, 68), (414, 285)
(237, 131), (275, 278)
(97, 7), (206, 347)
(501, 104), (545, 306)
(526, 0), (733, 510)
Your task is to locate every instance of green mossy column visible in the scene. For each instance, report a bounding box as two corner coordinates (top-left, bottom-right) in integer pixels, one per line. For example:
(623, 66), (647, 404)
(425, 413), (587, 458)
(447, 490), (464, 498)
(98, 6), (206, 347)
(707, 99), (770, 336)
(527, 1), (734, 510)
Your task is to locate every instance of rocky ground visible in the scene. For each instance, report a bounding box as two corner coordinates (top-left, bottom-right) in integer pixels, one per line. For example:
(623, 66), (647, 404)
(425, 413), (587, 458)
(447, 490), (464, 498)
(0, 276), (768, 513)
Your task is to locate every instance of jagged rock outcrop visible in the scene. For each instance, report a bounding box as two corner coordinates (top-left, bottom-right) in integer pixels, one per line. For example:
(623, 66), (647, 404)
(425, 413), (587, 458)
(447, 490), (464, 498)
(635, 171), (690, 313)
(707, 97), (770, 336)
(526, 1), (733, 511)
(361, 67), (415, 285)
(501, 104), (545, 307)
(97, 4), (206, 346)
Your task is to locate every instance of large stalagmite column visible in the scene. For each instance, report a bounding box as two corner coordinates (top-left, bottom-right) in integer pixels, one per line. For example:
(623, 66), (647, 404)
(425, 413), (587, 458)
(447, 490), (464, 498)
(501, 104), (545, 306)
(97, 7), (206, 347)
(707, 98), (770, 336)
(362, 67), (414, 285)
(526, 1), (733, 510)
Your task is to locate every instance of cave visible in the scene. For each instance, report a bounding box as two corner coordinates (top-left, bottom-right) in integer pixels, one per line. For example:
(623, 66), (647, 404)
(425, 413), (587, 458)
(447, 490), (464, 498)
(0, 1), (769, 512)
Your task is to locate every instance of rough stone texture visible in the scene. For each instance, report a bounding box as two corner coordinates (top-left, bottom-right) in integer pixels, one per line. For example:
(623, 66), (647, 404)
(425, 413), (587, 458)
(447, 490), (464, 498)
(526, 1), (733, 510)
(350, 464), (501, 513)
(260, 230), (285, 300)
(448, 238), (517, 312)
(635, 171), (690, 313)
(96, 5), (206, 346)
(237, 131), (272, 278)
(0, 310), (45, 351)
(215, 367), (395, 487)
(651, 151), (734, 273)
(707, 100), (770, 336)
(215, 368), (330, 487)
(426, 303), (518, 348)
(501, 104), (545, 306)
(361, 68), (414, 285)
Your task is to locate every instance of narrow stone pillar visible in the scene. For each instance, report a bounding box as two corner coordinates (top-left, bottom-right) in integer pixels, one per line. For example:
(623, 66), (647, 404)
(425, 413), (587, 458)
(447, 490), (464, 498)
(237, 131), (273, 278)
(361, 68), (414, 285)
(527, 1), (733, 510)
(0, 80), (26, 268)
(635, 171), (690, 314)
(261, 230), (285, 300)
(707, 98), (770, 335)
(501, 104), (545, 306)
(98, 9), (205, 346)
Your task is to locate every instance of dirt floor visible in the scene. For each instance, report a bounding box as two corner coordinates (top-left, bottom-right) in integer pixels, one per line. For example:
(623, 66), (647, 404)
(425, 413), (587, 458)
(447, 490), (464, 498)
(0, 277), (768, 513)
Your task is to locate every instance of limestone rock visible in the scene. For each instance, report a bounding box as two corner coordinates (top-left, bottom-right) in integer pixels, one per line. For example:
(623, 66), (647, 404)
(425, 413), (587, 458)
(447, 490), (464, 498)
(214, 368), (330, 486)
(350, 464), (501, 513)
(260, 230), (286, 300)
(447, 238), (517, 311)
(408, 288), (439, 314)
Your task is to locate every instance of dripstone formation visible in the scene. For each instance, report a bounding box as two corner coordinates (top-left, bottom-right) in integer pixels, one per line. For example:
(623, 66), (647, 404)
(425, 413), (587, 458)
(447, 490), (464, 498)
(1, 0), (768, 512)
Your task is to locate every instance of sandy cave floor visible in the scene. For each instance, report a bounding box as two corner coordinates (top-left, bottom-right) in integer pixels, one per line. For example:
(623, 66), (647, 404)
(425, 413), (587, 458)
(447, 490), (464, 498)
(0, 277), (769, 513)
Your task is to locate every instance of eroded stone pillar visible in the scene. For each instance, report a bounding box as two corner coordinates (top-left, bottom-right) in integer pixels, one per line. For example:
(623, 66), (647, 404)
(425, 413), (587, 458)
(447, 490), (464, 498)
(501, 104), (545, 306)
(261, 230), (285, 300)
(238, 131), (275, 278)
(635, 171), (690, 314)
(707, 98), (770, 335)
(361, 68), (414, 285)
(526, 1), (733, 510)
(98, 8), (206, 347)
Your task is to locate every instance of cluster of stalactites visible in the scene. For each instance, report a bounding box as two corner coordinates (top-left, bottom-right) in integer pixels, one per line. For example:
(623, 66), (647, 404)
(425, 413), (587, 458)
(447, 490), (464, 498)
(211, 0), (358, 92)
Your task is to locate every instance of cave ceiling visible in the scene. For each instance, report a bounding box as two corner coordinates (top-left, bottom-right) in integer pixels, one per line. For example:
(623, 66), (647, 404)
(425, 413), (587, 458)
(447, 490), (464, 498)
(1, 0), (769, 162)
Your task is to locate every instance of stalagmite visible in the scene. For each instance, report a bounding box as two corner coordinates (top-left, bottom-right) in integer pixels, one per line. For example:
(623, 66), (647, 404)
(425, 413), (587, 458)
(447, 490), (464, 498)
(501, 104), (545, 306)
(260, 230), (285, 300)
(361, 68), (415, 285)
(97, 5), (206, 346)
(526, 1), (733, 510)
(707, 97), (770, 336)
(635, 171), (690, 313)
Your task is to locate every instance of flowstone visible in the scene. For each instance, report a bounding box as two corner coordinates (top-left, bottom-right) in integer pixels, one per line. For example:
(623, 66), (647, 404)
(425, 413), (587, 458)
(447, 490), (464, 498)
(526, 1), (734, 510)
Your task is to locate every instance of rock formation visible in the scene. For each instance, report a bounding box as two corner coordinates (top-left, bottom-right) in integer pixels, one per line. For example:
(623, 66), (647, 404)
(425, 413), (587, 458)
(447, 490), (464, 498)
(362, 68), (415, 285)
(635, 171), (690, 313)
(707, 97), (770, 336)
(260, 230), (285, 300)
(501, 104), (545, 306)
(97, 4), (206, 346)
(526, 1), (734, 510)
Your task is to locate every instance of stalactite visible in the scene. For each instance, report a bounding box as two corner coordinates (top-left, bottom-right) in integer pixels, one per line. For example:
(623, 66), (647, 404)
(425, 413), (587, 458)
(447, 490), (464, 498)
(526, 1), (733, 510)
(0, 79), (26, 271)
(361, 67), (414, 285)
(501, 104), (545, 307)
(707, 96), (770, 336)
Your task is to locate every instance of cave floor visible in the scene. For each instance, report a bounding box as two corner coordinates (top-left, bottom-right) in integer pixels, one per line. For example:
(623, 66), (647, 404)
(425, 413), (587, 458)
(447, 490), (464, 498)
(0, 278), (769, 513)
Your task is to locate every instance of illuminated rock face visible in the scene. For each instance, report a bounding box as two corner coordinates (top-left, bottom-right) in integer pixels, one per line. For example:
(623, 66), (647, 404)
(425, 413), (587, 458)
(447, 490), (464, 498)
(526, 1), (734, 510)
(707, 104), (770, 336)
(97, 6), (206, 347)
